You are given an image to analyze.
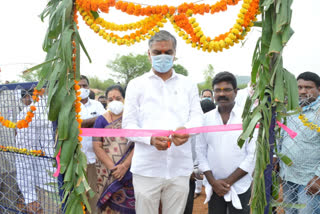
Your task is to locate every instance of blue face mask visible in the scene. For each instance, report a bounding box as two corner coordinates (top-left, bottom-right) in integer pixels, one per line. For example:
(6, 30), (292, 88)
(201, 97), (212, 101)
(151, 54), (174, 73)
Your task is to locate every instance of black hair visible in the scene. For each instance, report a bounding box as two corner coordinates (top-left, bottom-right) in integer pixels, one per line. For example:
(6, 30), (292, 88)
(98, 95), (106, 99)
(201, 89), (213, 96)
(297, 72), (320, 88)
(212, 71), (237, 90)
(89, 90), (95, 99)
(105, 85), (125, 99)
(200, 99), (216, 113)
(21, 88), (34, 98)
(80, 75), (90, 85)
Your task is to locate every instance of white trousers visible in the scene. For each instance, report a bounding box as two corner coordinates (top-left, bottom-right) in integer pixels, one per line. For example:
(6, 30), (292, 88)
(133, 174), (190, 214)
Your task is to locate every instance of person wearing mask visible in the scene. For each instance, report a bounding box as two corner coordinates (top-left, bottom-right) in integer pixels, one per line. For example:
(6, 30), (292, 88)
(122, 30), (203, 214)
(201, 89), (214, 102)
(93, 85), (135, 214)
(196, 71), (256, 214)
(79, 75), (105, 213)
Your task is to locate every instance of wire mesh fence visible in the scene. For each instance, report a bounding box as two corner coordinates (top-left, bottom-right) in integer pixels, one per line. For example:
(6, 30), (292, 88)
(270, 106), (320, 214)
(0, 82), (61, 214)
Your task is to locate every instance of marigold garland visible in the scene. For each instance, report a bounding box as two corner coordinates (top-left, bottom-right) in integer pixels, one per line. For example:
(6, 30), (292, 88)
(298, 114), (320, 132)
(0, 89), (45, 129)
(75, 0), (260, 51)
(0, 145), (45, 156)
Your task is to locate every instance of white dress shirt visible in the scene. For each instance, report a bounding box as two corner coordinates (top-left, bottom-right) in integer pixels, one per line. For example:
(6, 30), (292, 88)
(79, 98), (105, 164)
(122, 70), (203, 179)
(196, 104), (256, 207)
(15, 98), (57, 204)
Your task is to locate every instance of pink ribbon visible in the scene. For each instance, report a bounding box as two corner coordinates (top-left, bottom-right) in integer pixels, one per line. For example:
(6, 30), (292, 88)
(80, 122), (296, 138)
(276, 121), (297, 139)
(53, 148), (61, 177)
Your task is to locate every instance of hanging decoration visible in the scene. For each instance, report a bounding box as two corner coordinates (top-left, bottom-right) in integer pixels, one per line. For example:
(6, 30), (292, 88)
(0, 145), (46, 157)
(299, 114), (320, 132)
(75, 0), (259, 52)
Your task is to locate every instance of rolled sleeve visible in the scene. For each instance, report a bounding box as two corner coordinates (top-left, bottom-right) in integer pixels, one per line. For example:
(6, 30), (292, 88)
(239, 137), (256, 175)
(196, 133), (210, 173)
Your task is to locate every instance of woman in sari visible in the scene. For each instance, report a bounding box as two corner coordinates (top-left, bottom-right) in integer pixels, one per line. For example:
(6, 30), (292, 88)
(93, 85), (135, 214)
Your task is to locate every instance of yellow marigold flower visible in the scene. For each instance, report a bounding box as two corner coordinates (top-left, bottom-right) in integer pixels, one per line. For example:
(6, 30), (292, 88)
(185, 39), (192, 44)
(191, 42), (197, 48)
(192, 22), (199, 28)
(135, 36), (141, 42)
(234, 24), (242, 30)
(219, 40), (226, 49)
(317, 128), (320, 132)
(249, 22), (254, 27)
(213, 41), (220, 50)
(98, 29), (104, 36)
(141, 36), (146, 40)
(189, 18), (196, 24)
(242, 3), (250, 9)
(87, 19), (93, 25)
(244, 0), (251, 3)
(183, 34), (189, 40)
(149, 30), (155, 36)
(231, 28), (240, 35)
(194, 26), (201, 33)
(238, 13), (245, 19)
(157, 22), (164, 27)
(154, 27), (160, 32)
(240, 8), (248, 14)
(196, 31), (203, 38)
(200, 36), (207, 44)
(186, 9), (193, 17)
(225, 37), (234, 45)
(236, 19), (244, 25)
(207, 48), (212, 53)
(209, 41), (214, 49)
(161, 18), (167, 23)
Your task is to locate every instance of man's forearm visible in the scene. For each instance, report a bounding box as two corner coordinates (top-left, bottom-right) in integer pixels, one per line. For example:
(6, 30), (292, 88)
(225, 168), (248, 186)
(81, 117), (98, 128)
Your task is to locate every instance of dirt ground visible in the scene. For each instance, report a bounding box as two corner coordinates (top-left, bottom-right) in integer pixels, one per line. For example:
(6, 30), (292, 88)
(192, 187), (208, 214)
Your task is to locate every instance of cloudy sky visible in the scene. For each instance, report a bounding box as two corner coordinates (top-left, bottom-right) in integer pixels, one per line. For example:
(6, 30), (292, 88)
(0, 0), (319, 83)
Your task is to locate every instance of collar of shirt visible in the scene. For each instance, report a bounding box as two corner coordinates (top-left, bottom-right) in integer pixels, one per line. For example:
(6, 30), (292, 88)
(213, 103), (243, 124)
(145, 69), (178, 81)
(302, 95), (320, 112)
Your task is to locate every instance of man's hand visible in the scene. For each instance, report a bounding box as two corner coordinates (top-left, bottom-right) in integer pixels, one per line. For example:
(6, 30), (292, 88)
(210, 179), (230, 197)
(151, 136), (171, 151)
(306, 175), (320, 195)
(171, 127), (189, 146)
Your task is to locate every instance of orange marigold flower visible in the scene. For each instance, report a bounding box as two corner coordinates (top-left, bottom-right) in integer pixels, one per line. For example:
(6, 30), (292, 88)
(74, 84), (80, 91)
(0, 116), (4, 122)
(30, 106), (36, 111)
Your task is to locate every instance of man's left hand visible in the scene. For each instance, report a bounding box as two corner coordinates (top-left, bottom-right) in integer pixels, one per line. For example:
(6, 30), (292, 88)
(306, 175), (320, 195)
(171, 127), (189, 146)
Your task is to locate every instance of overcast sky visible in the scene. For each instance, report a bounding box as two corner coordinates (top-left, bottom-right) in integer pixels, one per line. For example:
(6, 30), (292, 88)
(0, 0), (319, 83)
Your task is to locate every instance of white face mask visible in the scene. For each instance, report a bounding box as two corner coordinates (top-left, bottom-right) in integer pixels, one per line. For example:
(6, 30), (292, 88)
(79, 88), (90, 99)
(107, 100), (124, 115)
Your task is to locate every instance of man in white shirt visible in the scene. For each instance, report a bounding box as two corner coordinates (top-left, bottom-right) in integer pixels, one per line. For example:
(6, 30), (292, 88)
(122, 30), (203, 214)
(196, 71), (256, 214)
(15, 90), (59, 213)
(78, 75), (105, 213)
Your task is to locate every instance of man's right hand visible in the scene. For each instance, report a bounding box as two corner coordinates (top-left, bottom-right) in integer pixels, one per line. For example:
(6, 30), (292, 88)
(210, 179), (231, 197)
(150, 136), (171, 151)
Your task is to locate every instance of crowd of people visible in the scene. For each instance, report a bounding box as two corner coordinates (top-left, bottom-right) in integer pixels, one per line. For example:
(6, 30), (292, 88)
(0, 30), (319, 214)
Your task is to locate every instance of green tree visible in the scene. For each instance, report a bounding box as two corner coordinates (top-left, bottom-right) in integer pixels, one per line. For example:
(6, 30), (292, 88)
(107, 53), (151, 86)
(107, 53), (188, 85)
(173, 64), (188, 76)
(198, 64), (215, 93)
(88, 76), (116, 91)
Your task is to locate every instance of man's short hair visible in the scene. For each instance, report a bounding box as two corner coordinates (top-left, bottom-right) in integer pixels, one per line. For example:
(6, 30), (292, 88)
(201, 89), (213, 96)
(80, 75), (90, 85)
(98, 95), (106, 100)
(21, 88), (34, 98)
(200, 99), (216, 113)
(212, 71), (237, 89)
(148, 30), (177, 51)
(297, 72), (320, 88)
